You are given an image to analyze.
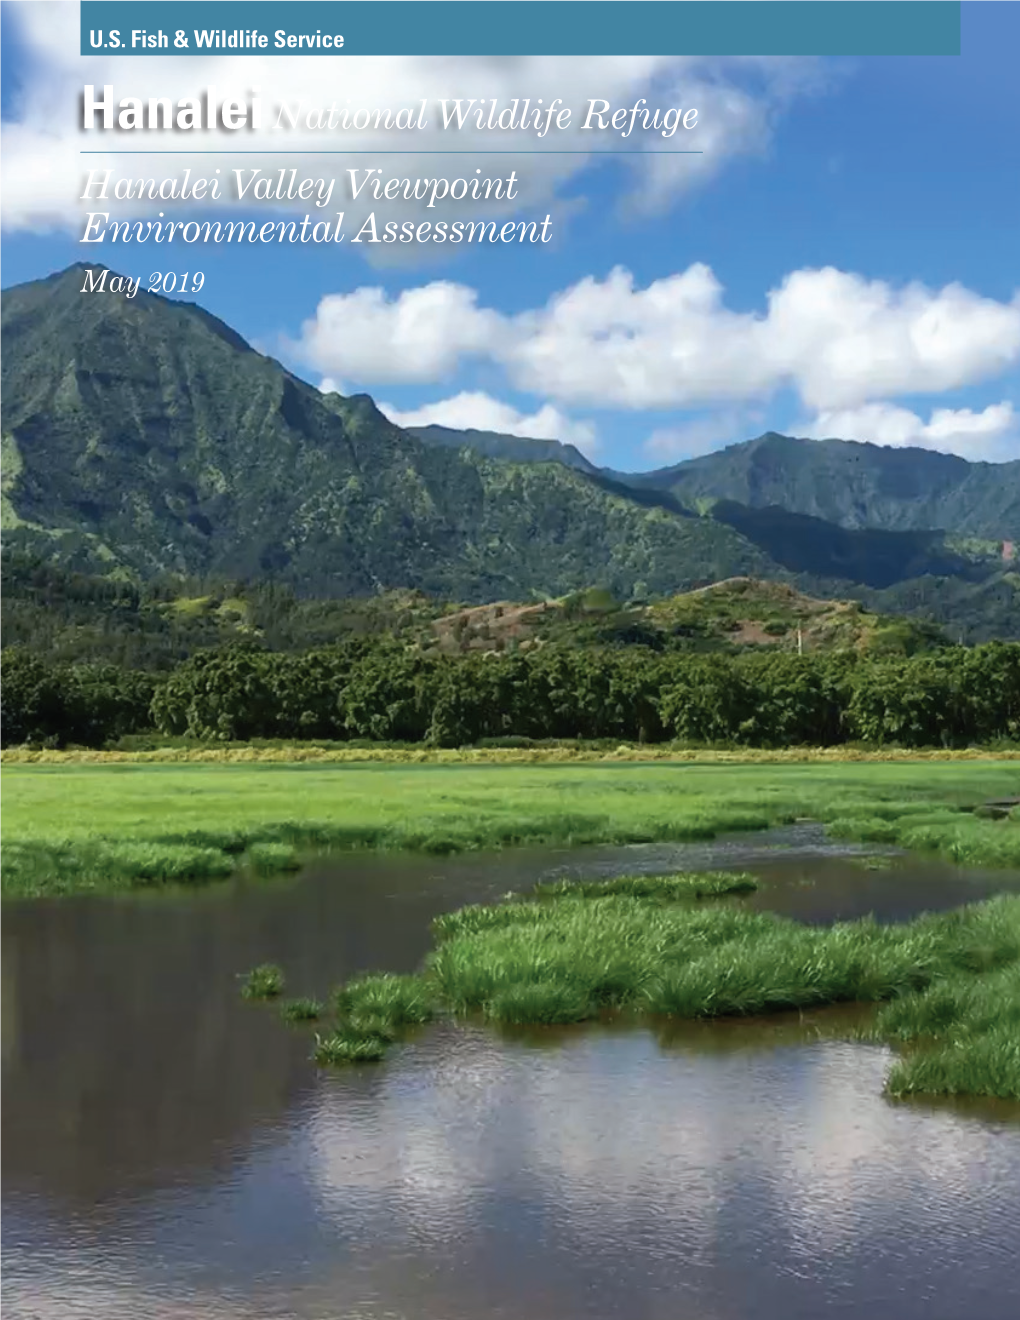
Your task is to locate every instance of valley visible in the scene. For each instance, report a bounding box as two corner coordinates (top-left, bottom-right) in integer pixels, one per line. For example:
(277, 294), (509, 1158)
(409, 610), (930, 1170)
(2, 264), (1016, 639)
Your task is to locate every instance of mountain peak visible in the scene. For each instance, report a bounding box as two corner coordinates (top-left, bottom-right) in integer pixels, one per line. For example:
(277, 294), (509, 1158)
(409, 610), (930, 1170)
(0, 262), (775, 600)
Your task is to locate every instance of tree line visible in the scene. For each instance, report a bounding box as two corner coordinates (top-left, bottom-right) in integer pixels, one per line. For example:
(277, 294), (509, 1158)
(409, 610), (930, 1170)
(3, 641), (1019, 750)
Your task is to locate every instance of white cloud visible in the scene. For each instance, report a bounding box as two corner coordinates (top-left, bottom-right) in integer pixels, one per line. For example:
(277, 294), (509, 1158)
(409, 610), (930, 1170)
(504, 266), (1020, 410)
(1, 5), (826, 244)
(380, 390), (597, 453)
(290, 265), (1020, 424)
(504, 263), (767, 407)
(763, 269), (1020, 410)
(805, 400), (1018, 459)
(291, 282), (498, 383)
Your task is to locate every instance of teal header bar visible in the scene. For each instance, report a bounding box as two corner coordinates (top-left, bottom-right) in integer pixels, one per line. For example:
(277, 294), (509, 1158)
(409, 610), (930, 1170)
(80, 2), (962, 57)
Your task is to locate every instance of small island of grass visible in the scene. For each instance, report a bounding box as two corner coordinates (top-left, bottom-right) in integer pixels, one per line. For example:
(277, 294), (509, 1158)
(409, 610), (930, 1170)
(249, 869), (1020, 1102)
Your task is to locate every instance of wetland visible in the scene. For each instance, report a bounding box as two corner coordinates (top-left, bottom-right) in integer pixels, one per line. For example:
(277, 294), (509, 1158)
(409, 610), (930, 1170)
(4, 822), (1020, 1319)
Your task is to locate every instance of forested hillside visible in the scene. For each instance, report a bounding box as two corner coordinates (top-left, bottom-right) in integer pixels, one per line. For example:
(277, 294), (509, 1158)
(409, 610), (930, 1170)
(616, 432), (1020, 540)
(0, 265), (778, 600)
(2, 265), (1016, 640)
(1, 558), (948, 670)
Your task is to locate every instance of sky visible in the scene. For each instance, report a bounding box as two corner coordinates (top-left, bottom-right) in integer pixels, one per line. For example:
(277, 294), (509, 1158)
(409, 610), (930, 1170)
(2, 1), (1018, 471)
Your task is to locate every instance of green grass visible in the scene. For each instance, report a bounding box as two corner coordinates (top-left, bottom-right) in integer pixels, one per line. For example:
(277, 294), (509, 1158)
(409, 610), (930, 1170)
(534, 870), (758, 902)
(285, 864), (1020, 1098)
(332, 973), (436, 1026)
(240, 963), (285, 1000)
(826, 810), (1020, 867)
(279, 996), (323, 1022)
(886, 1023), (1020, 1100)
(423, 895), (1020, 1025)
(286, 973), (438, 1067)
(486, 979), (598, 1025)
(346, 1013), (400, 1042)
(312, 1030), (387, 1065)
(873, 960), (1020, 1100)
(430, 872), (757, 943)
(2, 760), (1017, 896)
(245, 842), (302, 874)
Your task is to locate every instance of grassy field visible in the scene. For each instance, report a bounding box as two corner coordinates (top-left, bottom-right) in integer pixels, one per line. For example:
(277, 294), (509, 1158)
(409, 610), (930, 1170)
(276, 870), (1020, 1100)
(2, 758), (1018, 897)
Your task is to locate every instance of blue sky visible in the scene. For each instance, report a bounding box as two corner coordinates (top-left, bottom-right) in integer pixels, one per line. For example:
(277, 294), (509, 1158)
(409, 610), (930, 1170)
(2, 1), (1018, 469)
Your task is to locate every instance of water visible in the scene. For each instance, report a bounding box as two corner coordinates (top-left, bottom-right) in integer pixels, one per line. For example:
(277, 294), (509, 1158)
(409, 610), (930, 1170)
(4, 826), (1020, 1319)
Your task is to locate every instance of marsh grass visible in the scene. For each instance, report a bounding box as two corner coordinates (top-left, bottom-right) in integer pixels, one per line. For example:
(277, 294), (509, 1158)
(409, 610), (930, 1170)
(899, 818), (1020, 868)
(826, 817), (903, 844)
(279, 996), (323, 1022)
(534, 870), (758, 902)
(431, 899), (554, 943)
(250, 862), (1020, 1096)
(886, 1024), (1020, 1100)
(825, 804), (1020, 868)
(5, 760), (1018, 897)
(315, 883), (1020, 1095)
(485, 979), (598, 1025)
(346, 1013), (400, 1042)
(240, 963), (285, 999)
(432, 871), (758, 944)
(0, 839), (237, 898)
(331, 973), (436, 1026)
(312, 1030), (386, 1064)
(873, 958), (1020, 1099)
(423, 897), (1015, 1024)
(310, 1000), (417, 1065)
(246, 842), (302, 874)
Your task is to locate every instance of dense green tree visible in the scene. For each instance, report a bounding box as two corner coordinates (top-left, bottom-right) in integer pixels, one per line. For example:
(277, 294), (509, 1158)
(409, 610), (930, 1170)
(846, 658), (962, 747)
(4, 637), (1019, 752)
(63, 664), (156, 747)
(659, 658), (752, 743)
(151, 644), (280, 740)
(735, 654), (850, 747)
(338, 649), (438, 743)
(1, 649), (69, 747)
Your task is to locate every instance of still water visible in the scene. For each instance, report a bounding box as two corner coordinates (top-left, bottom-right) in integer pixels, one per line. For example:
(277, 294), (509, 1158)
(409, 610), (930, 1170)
(4, 826), (1020, 1320)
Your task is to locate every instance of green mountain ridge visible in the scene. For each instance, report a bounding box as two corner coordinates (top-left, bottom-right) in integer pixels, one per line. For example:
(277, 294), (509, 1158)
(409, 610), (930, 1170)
(1, 264), (1015, 639)
(617, 432), (1020, 540)
(403, 416), (1014, 617)
(403, 419), (1018, 543)
(0, 264), (780, 600)
(408, 423), (598, 474)
(707, 500), (992, 590)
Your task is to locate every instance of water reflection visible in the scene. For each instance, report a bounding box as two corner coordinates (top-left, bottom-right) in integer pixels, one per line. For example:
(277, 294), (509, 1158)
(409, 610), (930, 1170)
(4, 829), (1020, 1318)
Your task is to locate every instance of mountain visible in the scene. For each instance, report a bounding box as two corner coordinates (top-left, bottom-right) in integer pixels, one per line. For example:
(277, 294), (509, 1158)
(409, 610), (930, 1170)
(400, 423), (1010, 599)
(390, 424), (1018, 543)
(407, 424), (597, 474)
(868, 571), (1020, 646)
(2, 264), (1014, 639)
(0, 264), (780, 601)
(706, 500), (990, 590)
(620, 432), (1020, 540)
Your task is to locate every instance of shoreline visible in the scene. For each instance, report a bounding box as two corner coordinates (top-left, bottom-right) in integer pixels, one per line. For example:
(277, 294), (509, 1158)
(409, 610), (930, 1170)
(4, 744), (1020, 767)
